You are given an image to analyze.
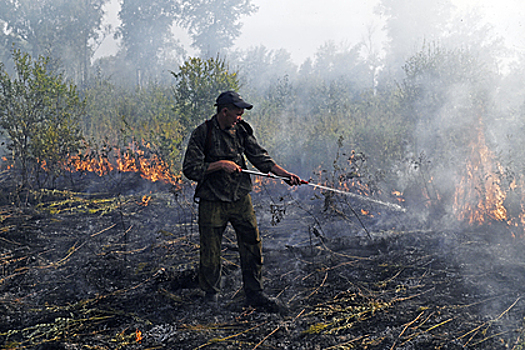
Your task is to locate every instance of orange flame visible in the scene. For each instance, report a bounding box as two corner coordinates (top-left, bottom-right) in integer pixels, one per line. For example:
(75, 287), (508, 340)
(361, 209), (374, 217)
(65, 140), (182, 187)
(1, 157), (14, 170)
(139, 195), (151, 206)
(453, 117), (507, 225)
(251, 174), (274, 193)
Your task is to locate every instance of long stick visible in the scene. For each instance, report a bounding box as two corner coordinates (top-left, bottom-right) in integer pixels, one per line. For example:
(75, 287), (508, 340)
(241, 169), (406, 213)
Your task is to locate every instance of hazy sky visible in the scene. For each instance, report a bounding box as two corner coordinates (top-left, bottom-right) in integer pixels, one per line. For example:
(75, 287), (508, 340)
(234, 0), (380, 63)
(96, 0), (525, 65)
(234, 0), (525, 64)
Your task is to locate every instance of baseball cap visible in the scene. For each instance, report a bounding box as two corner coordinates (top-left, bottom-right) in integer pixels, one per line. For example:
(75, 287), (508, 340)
(215, 91), (253, 110)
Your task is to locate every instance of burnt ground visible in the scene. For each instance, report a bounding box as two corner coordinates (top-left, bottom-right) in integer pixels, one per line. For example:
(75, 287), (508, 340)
(2, 177), (525, 349)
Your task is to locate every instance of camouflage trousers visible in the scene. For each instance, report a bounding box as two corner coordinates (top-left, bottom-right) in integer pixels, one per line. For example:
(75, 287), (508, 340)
(198, 194), (263, 294)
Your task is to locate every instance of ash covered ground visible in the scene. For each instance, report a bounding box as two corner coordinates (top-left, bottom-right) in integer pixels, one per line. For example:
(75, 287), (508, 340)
(2, 176), (525, 349)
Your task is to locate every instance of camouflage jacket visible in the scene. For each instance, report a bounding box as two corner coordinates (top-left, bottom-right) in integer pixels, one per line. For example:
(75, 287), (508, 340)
(182, 115), (276, 202)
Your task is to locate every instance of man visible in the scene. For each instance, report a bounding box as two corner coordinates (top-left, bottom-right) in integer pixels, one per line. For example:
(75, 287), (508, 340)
(182, 91), (303, 311)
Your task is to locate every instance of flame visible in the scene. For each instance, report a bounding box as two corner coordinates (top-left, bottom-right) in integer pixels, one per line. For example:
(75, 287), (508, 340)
(135, 328), (142, 343)
(453, 116), (507, 225)
(139, 195), (151, 206)
(360, 209), (374, 217)
(1, 157), (14, 170)
(64, 140), (182, 187)
(250, 174), (277, 193)
(391, 190), (405, 204)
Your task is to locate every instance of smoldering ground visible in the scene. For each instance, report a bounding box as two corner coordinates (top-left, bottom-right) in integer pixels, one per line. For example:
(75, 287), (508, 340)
(2, 168), (525, 349)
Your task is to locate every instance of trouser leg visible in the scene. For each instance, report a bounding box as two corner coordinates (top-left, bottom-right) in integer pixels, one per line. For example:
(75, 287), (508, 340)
(198, 224), (225, 293)
(236, 230), (263, 293)
(230, 195), (263, 293)
(199, 199), (228, 294)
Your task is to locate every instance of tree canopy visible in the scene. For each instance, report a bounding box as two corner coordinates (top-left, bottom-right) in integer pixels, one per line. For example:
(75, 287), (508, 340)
(0, 0), (109, 85)
(0, 49), (85, 190)
(178, 0), (257, 58)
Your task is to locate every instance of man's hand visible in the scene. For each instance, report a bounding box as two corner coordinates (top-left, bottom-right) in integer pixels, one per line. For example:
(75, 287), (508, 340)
(270, 164), (306, 186)
(207, 160), (240, 174)
(286, 173), (303, 186)
(221, 160), (241, 174)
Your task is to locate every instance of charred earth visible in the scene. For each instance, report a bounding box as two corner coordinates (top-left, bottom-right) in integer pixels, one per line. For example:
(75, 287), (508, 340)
(2, 176), (525, 349)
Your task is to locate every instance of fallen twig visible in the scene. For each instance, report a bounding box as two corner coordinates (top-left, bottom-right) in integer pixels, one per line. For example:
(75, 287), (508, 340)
(424, 318), (454, 333)
(471, 329), (517, 347)
(90, 223), (117, 237)
(252, 324), (281, 350)
(325, 335), (368, 350)
(390, 311), (424, 350)
(306, 271), (329, 300)
(0, 231), (21, 245)
(193, 322), (267, 350)
(459, 296), (522, 347)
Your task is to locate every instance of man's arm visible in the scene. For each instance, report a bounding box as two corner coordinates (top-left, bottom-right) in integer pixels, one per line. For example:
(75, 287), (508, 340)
(238, 120), (304, 185)
(270, 164), (304, 186)
(206, 160), (240, 174)
(182, 126), (209, 182)
(207, 161), (304, 185)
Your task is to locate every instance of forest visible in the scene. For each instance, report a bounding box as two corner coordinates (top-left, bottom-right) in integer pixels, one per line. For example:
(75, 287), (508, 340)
(2, 0), (525, 349)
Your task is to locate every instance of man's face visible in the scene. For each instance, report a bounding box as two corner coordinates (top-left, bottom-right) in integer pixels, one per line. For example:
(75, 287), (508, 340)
(223, 107), (244, 128)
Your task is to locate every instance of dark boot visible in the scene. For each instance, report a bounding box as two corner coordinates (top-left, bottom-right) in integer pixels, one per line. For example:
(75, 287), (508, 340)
(204, 291), (219, 304)
(245, 291), (287, 314)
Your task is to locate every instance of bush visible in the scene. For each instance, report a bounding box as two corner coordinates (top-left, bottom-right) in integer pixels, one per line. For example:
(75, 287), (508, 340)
(0, 49), (85, 191)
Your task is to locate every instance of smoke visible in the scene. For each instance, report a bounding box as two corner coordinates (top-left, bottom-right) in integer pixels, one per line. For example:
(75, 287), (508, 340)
(2, 0), (524, 239)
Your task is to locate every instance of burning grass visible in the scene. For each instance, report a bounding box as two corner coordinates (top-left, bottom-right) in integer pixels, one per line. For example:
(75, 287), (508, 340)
(2, 178), (525, 349)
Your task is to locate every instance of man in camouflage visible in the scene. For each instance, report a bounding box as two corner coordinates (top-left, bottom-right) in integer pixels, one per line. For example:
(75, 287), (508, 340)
(183, 91), (303, 311)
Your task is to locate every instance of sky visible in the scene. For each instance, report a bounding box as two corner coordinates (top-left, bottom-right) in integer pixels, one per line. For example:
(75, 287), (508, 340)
(96, 0), (525, 66)
(233, 0), (381, 64)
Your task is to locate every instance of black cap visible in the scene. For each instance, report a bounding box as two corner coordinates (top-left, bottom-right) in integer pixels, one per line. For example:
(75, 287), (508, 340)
(215, 91), (253, 110)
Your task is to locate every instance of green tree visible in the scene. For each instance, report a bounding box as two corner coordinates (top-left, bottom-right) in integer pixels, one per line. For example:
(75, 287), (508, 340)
(231, 45), (297, 95)
(401, 43), (491, 151)
(376, 0), (454, 74)
(116, 0), (184, 83)
(178, 0), (257, 58)
(82, 77), (184, 173)
(311, 41), (371, 87)
(0, 50), (85, 190)
(81, 76), (121, 143)
(120, 83), (184, 172)
(0, 0), (109, 86)
(172, 56), (241, 131)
